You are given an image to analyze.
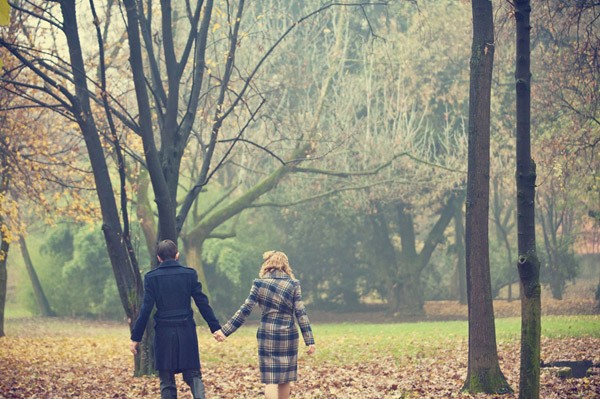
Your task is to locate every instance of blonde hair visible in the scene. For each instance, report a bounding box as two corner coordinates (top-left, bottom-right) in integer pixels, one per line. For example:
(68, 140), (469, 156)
(259, 250), (295, 279)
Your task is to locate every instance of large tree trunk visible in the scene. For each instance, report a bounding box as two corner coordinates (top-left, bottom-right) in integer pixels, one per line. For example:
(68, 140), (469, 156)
(515, 1), (541, 398)
(463, 0), (512, 394)
(18, 236), (54, 317)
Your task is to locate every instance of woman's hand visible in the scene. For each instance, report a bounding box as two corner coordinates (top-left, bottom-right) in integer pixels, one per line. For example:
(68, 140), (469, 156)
(213, 329), (226, 342)
(306, 344), (316, 355)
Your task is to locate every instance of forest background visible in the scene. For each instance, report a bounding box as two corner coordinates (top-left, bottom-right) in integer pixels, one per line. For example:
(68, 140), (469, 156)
(0, 0), (598, 335)
(1, 0), (599, 397)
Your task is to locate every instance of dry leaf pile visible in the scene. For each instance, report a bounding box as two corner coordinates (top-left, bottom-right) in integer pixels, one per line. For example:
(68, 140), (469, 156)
(1, 316), (598, 399)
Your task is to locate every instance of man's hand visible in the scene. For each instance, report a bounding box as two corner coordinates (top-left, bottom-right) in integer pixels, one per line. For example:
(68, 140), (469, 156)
(213, 330), (226, 342)
(306, 344), (316, 355)
(130, 341), (139, 355)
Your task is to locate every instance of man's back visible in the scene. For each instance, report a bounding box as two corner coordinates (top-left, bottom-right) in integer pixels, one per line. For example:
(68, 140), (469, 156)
(145, 261), (196, 320)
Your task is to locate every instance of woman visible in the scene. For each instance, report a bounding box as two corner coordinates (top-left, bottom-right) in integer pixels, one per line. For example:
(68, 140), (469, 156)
(214, 251), (316, 399)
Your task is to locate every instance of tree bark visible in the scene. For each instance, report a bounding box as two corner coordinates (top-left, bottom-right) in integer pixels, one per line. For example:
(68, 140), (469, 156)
(515, 1), (541, 398)
(463, 0), (512, 394)
(18, 236), (54, 317)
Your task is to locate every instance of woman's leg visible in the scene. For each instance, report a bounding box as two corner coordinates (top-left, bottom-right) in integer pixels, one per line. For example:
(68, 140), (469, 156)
(264, 384), (279, 399)
(278, 382), (292, 399)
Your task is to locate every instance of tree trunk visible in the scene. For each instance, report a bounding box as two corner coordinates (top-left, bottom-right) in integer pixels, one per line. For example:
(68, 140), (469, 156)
(377, 192), (463, 316)
(454, 198), (467, 305)
(463, 0), (512, 394)
(133, 322), (156, 376)
(59, 1), (146, 371)
(18, 236), (54, 317)
(395, 203), (423, 315)
(135, 170), (158, 259)
(515, 1), (541, 398)
(396, 271), (422, 315)
(492, 177), (516, 302)
(181, 235), (210, 296)
(369, 205), (399, 310)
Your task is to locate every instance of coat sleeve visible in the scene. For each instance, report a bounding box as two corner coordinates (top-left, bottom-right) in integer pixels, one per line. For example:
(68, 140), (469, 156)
(130, 274), (156, 342)
(220, 281), (259, 337)
(191, 271), (221, 333)
(293, 280), (315, 346)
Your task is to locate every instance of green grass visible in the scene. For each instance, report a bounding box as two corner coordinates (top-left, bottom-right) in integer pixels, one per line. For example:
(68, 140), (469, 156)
(539, 315), (600, 338)
(199, 315), (600, 365)
(4, 314), (599, 365)
(3, 305), (34, 319)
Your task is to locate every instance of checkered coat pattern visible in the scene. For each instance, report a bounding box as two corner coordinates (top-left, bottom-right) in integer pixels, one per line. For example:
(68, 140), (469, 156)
(221, 270), (315, 384)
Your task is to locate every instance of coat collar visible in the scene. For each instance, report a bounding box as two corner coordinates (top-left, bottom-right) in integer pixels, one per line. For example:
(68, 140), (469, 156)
(263, 270), (291, 279)
(158, 259), (181, 268)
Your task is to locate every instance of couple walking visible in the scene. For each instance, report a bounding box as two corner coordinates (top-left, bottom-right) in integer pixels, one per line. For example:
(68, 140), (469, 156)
(129, 240), (316, 399)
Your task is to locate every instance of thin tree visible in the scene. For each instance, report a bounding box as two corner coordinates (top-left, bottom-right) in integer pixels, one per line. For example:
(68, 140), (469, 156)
(453, 198), (467, 305)
(0, 180), (8, 337)
(463, 0), (512, 394)
(18, 235), (54, 317)
(0, 0), (10, 339)
(514, 1), (541, 398)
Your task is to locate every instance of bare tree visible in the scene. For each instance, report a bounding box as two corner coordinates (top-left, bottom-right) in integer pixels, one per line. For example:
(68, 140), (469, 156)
(0, 0), (387, 373)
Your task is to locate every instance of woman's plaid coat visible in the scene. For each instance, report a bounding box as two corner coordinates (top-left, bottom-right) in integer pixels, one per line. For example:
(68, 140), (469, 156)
(221, 270), (315, 384)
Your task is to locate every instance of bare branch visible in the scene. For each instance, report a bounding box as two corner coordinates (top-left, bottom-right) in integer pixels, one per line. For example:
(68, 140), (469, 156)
(249, 177), (412, 209)
(293, 152), (467, 178)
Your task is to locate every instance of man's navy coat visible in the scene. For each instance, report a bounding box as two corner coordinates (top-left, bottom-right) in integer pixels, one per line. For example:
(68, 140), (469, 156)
(131, 259), (221, 371)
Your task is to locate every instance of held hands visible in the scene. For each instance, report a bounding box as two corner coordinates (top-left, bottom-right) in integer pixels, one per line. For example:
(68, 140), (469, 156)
(306, 344), (316, 355)
(213, 329), (226, 342)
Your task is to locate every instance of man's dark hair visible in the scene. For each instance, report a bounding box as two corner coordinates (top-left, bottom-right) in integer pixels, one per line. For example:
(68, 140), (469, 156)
(157, 239), (178, 260)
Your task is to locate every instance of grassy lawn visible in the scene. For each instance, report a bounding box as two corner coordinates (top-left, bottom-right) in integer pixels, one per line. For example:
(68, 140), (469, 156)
(197, 315), (600, 365)
(5, 315), (600, 364)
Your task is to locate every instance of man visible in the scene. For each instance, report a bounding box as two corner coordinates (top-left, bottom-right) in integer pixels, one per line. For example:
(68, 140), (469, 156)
(130, 239), (221, 399)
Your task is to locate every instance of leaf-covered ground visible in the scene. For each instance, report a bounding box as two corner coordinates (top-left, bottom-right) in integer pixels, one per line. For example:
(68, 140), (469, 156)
(1, 311), (599, 399)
